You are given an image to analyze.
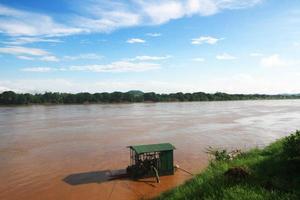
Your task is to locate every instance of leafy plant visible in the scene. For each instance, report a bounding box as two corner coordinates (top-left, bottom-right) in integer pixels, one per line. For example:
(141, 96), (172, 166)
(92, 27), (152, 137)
(283, 130), (300, 159)
(206, 147), (231, 161)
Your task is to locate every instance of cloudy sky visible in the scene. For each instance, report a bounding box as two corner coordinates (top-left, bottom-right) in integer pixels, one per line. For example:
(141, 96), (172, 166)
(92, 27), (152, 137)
(0, 0), (300, 94)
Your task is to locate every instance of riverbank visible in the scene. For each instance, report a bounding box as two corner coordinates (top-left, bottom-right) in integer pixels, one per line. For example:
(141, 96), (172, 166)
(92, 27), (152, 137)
(155, 131), (300, 200)
(1, 91), (300, 105)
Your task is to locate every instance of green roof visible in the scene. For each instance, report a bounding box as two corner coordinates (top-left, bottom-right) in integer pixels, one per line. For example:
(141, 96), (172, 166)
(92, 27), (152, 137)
(129, 143), (175, 154)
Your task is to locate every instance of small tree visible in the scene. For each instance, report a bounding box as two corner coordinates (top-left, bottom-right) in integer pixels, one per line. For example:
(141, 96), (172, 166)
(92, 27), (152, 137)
(283, 130), (300, 159)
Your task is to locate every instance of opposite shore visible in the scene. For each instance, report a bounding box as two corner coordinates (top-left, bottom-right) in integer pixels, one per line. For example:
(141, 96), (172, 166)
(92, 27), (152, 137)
(1, 90), (300, 105)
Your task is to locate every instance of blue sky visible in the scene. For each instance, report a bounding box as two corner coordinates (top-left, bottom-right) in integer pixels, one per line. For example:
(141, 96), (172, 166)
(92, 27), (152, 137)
(0, 0), (300, 94)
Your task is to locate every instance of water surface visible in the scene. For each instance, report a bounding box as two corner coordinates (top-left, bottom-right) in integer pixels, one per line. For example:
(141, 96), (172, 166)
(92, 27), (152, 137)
(1, 100), (300, 200)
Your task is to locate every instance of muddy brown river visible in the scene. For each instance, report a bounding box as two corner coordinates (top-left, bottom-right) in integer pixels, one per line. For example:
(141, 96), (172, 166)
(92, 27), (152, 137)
(1, 100), (300, 200)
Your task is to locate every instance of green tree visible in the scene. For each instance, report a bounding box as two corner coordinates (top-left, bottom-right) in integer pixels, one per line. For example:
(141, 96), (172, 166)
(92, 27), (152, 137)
(0, 91), (18, 104)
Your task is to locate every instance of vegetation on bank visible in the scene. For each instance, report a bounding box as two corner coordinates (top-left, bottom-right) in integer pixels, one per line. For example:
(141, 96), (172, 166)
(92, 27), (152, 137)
(155, 131), (300, 200)
(0, 90), (300, 105)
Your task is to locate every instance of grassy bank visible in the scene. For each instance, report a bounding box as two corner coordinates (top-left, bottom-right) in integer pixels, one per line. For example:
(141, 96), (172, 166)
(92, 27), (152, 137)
(156, 131), (300, 200)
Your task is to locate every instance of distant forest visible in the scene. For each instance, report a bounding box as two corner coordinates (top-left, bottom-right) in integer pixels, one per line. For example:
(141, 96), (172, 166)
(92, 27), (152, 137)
(0, 90), (299, 105)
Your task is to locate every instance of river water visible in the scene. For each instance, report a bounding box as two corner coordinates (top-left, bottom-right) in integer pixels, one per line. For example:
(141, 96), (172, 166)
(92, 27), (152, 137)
(0, 100), (300, 200)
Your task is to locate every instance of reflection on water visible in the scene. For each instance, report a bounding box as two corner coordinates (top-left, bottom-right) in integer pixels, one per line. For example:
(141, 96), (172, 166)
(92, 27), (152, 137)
(0, 100), (300, 200)
(63, 169), (126, 185)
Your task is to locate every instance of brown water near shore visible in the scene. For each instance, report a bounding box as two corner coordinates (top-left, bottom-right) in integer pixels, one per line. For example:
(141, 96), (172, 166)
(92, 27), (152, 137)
(1, 100), (300, 200)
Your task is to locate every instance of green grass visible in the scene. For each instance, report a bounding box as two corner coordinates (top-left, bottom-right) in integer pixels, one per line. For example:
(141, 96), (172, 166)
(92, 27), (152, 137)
(155, 134), (300, 200)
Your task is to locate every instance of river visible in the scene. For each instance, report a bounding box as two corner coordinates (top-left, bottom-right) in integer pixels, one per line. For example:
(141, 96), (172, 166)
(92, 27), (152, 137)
(0, 100), (300, 200)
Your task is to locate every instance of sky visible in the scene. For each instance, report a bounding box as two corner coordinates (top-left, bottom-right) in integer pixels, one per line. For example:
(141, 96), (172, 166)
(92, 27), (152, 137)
(0, 0), (300, 94)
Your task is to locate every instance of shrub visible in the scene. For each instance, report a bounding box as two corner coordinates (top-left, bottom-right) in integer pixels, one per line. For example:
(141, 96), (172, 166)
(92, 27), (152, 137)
(283, 130), (300, 159)
(206, 147), (231, 161)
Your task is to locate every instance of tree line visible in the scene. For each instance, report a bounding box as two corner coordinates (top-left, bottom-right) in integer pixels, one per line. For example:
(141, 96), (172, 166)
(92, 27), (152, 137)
(0, 90), (299, 105)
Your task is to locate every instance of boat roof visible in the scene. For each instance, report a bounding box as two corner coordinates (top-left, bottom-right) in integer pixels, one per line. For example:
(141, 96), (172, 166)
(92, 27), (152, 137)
(129, 143), (175, 154)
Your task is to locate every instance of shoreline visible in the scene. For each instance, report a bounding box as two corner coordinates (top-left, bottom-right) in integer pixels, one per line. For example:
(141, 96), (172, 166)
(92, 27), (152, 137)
(1, 98), (300, 107)
(154, 132), (300, 200)
(1, 91), (300, 106)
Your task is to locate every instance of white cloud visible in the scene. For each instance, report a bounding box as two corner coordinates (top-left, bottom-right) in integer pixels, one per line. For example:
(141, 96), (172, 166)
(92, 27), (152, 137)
(0, 46), (49, 56)
(21, 55), (168, 73)
(0, 45), (59, 62)
(146, 33), (161, 37)
(191, 36), (223, 45)
(216, 53), (237, 60)
(126, 38), (146, 43)
(0, 85), (12, 93)
(0, 4), (84, 37)
(137, 1), (185, 24)
(293, 42), (300, 47)
(75, 10), (141, 33)
(21, 67), (53, 72)
(0, 1), (262, 37)
(135, 0), (262, 25)
(260, 54), (291, 68)
(2, 37), (62, 45)
(250, 52), (263, 57)
(2, 72), (300, 94)
(17, 55), (35, 60)
(0, 79), (189, 93)
(40, 56), (60, 62)
(198, 73), (300, 94)
(16, 55), (60, 62)
(70, 61), (159, 72)
(192, 57), (205, 62)
(0, 79), (74, 93)
(64, 53), (103, 60)
(186, 0), (218, 16)
(21, 61), (160, 73)
(129, 55), (171, 61)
